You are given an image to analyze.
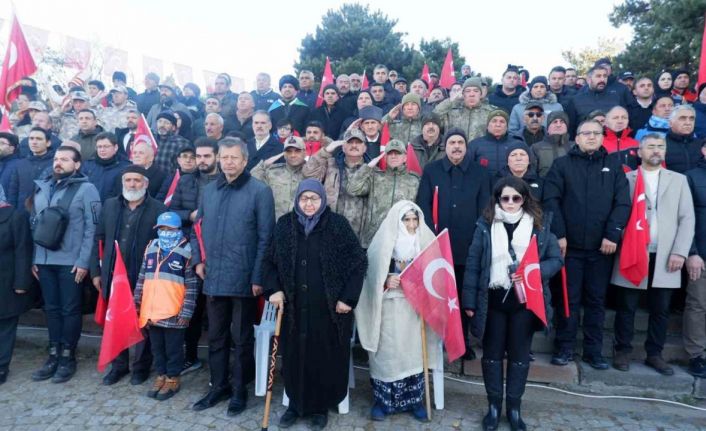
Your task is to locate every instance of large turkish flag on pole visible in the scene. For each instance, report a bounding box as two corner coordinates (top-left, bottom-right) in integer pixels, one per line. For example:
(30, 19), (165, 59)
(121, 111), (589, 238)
(516, 235), (547, 326)
(400, 229), (465, 362)
(0, 14), (38, 109)
(439, 49), (456, 89)
(619, 168), (650, 286)
(97, 242), (144, 372)
(699, 12), (706, 86)
(315, 57), (334, 108)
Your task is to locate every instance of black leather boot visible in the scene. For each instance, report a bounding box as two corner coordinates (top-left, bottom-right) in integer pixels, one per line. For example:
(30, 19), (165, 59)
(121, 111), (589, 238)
(481, 359), (503, 431)
(52, 347), (77, 383)
(506, 361), (530, 431)
(31, 343), (60, 381)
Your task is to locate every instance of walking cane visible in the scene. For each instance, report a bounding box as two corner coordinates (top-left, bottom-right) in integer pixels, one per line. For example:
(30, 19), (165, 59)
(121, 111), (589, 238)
(261, 306), (284, 431)
(420, 320), (432, 421)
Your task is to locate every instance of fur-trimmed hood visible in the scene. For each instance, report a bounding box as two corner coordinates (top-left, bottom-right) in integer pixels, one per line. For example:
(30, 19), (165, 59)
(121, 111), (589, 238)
(518, 89), (558, 105)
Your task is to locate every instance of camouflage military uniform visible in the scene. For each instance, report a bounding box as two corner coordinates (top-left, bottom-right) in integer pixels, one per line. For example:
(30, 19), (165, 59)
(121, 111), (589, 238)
(384, 116), (423, 144)
(50, 109), (80, 142)
(433, 99), (497, 142)
(346, 164), (420, 247)
(250, 160), (304, 220)
(99, 101), (135, 133)
(302, 148), (368, 242)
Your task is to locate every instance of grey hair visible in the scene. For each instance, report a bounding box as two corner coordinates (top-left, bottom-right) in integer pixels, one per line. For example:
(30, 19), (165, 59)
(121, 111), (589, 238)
(206, 112), (224, 126)
(218, 137), (248, 159)
(639, 133), (666, 148)
(299, 70), (314, 79)
(669, 104), (696, 122)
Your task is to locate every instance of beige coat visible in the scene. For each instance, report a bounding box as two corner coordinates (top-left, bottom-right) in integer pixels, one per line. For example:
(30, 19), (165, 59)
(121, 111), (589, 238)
(611, 169), (694, 289)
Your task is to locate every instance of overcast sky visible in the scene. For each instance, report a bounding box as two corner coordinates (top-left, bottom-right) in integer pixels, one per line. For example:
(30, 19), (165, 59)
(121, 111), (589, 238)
(2, 0), (631, 91)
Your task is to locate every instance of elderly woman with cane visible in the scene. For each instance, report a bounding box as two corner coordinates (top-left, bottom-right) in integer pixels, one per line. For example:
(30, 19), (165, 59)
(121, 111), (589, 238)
(263, 178), (367, 430)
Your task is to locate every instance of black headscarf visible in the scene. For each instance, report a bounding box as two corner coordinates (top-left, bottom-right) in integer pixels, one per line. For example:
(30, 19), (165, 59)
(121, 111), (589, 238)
(654, 71), (673, 99)
(174, 110), (194, 141)
(294, 179), (327, 236)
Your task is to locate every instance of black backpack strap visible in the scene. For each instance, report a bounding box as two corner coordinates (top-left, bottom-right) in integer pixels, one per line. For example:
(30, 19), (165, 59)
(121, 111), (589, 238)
(55, 183), (81, 210)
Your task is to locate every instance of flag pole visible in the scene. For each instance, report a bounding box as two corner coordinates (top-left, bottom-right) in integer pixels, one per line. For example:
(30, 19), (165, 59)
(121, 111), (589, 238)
(420, 319), (432, 421)
(261, 306), (284, 431)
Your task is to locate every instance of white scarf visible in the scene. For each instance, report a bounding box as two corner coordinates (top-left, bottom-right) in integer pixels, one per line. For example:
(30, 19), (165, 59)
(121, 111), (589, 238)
(489, 205), (534, 290)
(392, 207), (420, 263)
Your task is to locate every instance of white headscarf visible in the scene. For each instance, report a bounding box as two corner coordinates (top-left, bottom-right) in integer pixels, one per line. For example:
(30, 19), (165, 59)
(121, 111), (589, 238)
(392, 206), (421, 263)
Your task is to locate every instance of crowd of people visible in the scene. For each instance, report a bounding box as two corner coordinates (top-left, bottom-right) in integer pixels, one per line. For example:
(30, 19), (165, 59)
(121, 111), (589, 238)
(0, 57), (705, 431)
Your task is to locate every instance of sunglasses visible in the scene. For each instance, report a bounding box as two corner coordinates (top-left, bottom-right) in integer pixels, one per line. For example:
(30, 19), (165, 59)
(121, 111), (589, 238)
(525, 112), (543, 118)
(500, 195), (524, 204)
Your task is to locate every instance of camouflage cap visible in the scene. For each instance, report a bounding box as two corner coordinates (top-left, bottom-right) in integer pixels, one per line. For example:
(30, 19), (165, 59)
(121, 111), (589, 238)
(27, 101), (47, 111)
(71, 91), (89, 101)
(284, 136), (305, 150)
(344, 128), (365, 143)
(384, 139), (407, 154)
(110, 85), (129, 94)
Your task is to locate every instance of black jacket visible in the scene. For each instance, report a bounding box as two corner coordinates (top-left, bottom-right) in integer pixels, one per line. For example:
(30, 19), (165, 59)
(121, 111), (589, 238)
(144, 163), (169, 200)
(566, 85), (630, 137)
(0, 206), (34, 319)
(686, 160), (706, 259)
(463, 217), (562, 339)
(416, 156), (493, 264)
(19, 133), (61, 159)
(468, 132), (525, 177)
(309, 103), (347, 139)
(262, 208), (367, 344)
(8, 152), (53, 208)
(82, 155), (131, 202)
(136, 88), (160, 114)
(170, 170), (220, 230)
(488, 85), (522, 114)
(543, 145), (631, 250)
(552, 85), (577, 107)
(495, 168), (544, 202)
(628, 102), (653, 132)
(665, 131), (704, 174)
(229, 115), (255, 141)
(246, 135), (284, 171)
(90, 195), (166, 296)
(268, 98), (311, 135)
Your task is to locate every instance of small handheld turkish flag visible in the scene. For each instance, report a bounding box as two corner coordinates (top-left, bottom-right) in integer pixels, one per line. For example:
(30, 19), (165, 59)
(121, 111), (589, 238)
(130, 114), (158, 158)
(420, 63), (431, 93)
(620, 167), (650, 286)
(516, 235), (547, 326)
(316, 56), (334, 108)
(400, 229), (465, 362)
(377, 123), (391, 171)
(97, 242), (144, 372)
(361, 69), (369, 90)
(405, 143), (422, 175)
(439, 49), (456, 89)
(163, 169), (181, 206)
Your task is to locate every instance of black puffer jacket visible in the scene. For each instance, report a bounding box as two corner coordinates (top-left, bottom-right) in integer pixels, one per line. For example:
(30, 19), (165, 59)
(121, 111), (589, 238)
(665, 131), (704, 174)
(543, 145), (631, 250)
(0, 206), (34, 319)
(686, 159), (706, 259)
(467, 132), (524, 177)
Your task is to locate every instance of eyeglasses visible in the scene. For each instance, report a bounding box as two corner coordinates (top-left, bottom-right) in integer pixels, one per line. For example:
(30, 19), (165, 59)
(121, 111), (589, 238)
(500, 195), (524, 204)
(525, 112), (543, 118)
(577, 131), (603, 137)
(299, 196), (321, 204)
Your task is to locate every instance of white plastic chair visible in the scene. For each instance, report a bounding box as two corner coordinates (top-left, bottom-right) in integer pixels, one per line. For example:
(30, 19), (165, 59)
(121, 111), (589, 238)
(432, 339), (444, 410)
(254, 301), (278, 397)
(282, 321), (356, 414)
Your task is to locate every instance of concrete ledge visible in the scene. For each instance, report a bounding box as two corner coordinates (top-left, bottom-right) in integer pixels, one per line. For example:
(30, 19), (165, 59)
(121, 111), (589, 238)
(579, 360), (694, 396)
(694, 377), (706, 399)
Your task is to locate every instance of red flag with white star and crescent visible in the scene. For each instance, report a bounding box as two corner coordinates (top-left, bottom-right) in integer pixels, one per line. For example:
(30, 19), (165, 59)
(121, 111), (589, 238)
(0, 14), (38, 109)
(619, 167), (650, 286)
(516, 235), (547, 326)
(399, 229), (465, 362)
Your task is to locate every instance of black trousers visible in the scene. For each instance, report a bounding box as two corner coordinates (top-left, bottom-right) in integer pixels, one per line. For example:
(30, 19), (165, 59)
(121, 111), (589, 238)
(614, 254), (673, 357)
(207, 296), (257, 395)
(112, 334), (152, 374)
(554, 249), (613, 358)
(149, 326), (185, 378)
(37, 264), (82, 349)
(455, 264), (471, 349)
(0, 316), (19, 372)
(482, 291), (535, 362)
(184, 291), (206, 362)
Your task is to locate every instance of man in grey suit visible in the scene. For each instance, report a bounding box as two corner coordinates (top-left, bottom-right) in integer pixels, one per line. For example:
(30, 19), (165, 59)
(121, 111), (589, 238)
(611, 133), (695, 376)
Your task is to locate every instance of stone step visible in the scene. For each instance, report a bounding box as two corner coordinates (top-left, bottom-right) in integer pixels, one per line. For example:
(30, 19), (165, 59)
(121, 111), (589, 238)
(461, 353), (579, 385)
(602, 308), (683, 333)
(578, 360), (695, 396)
(527, 330), (688, 362)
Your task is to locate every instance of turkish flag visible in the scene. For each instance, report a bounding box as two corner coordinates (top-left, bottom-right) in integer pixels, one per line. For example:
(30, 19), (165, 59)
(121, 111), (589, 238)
(439, 49), (456, 89)
(194, 218), (206, 262)
(0, 108), (11, 132)
(361, 69), (369, 91)
(405, 143), (422, 175)
(400, 229), (465, 362)
(97, 242), (144, 372)
(377, 122), (391, 171)
(316, 57), (334, 108)
(696, 14), (706, 86)
(620, 168), (650, 286)
(163, 169), (181, 206)
(130, 113), (158, 158)
(516, 235), (547, 326)
(420, 63), (431, 93)
(0, 14), (38, 109)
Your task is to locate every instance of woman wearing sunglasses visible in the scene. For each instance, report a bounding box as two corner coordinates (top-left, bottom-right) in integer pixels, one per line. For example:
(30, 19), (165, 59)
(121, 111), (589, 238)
(463, 176), (563, 431)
